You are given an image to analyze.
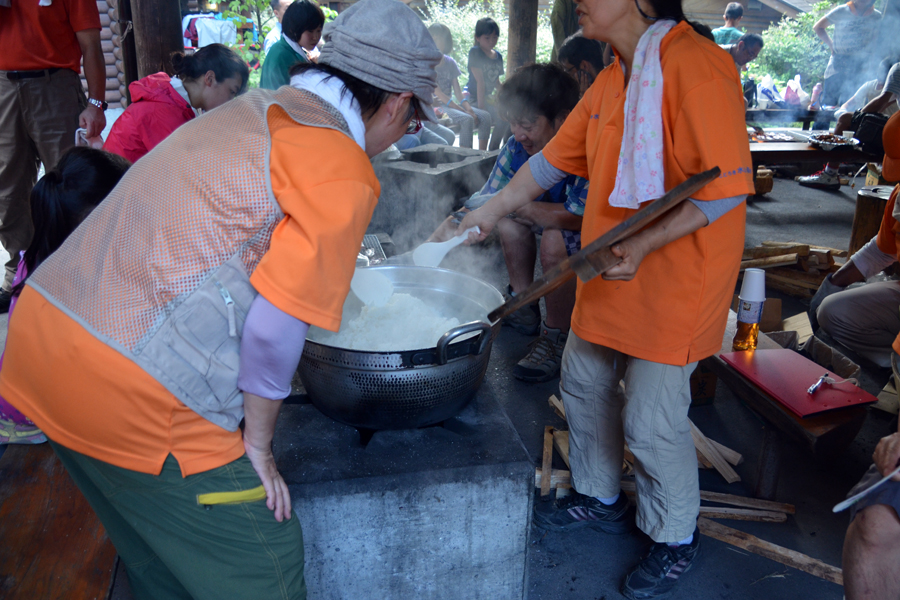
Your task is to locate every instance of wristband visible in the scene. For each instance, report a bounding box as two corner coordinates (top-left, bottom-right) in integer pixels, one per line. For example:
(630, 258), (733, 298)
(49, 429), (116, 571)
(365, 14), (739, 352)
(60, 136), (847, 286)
(88, 97), (108, 110)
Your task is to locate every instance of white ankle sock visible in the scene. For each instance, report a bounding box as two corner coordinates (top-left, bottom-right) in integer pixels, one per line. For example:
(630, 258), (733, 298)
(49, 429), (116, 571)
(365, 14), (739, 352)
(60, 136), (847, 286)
(670, 533), (694, 547)
(595, 492), (620, 505)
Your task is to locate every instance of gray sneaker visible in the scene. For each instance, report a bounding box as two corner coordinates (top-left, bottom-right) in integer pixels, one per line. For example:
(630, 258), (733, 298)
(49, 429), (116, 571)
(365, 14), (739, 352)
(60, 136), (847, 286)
(797, 168), (841, 191)
(502, 286), (541, 335)
(514, 323), (567, 382)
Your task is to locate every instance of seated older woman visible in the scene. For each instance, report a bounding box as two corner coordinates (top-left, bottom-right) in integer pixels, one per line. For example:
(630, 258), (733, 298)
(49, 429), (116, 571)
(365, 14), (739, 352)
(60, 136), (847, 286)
(433, 63), (586, 382)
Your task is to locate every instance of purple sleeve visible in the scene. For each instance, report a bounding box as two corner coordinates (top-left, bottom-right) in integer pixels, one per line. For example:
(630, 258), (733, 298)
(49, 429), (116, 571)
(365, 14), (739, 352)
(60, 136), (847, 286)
(237, 294), (310, 401)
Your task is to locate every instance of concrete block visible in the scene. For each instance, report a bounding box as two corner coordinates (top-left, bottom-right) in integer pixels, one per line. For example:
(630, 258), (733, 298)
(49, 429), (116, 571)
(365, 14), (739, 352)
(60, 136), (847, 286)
(371, 145), (498, 251)
(274, 382), (533, 599)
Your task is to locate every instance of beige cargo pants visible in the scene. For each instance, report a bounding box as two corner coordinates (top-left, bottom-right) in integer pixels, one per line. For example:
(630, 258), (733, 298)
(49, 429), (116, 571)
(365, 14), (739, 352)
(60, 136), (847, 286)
(559, 330), (699, 543)
(0, 68), (85, 289)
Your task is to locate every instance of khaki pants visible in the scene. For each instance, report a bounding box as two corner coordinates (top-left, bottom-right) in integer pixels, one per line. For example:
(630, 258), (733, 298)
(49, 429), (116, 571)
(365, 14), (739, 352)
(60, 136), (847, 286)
(0, 68), (85, 289)
(817, 280), (900, 368)
(559, 331), (699, 543)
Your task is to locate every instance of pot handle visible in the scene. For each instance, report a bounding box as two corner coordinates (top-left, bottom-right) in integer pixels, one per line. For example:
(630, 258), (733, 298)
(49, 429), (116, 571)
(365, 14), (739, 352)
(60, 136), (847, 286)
(435, 321), (492, 365)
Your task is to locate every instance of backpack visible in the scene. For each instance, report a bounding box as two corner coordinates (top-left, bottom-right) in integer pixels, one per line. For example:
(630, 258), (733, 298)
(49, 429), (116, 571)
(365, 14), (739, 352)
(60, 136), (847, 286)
(850, 110), (889, 157)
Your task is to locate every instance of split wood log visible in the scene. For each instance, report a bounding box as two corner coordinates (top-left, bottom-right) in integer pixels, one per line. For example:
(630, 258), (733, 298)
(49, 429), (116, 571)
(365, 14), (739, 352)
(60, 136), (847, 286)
(620, 480), (794, 514)
(697, 518), (843, 585)
(743, 245), (809, 260)
(699, 507), (786, 522)
(708, 439), (744, 466)
(548, 394), (566, 421)
(623, 443), (636, 464)
(541, 426), (554, 497)
(696, 449), (713, 469)
(553, 430), (570, 468)
(767, 267), (828, 286)
(534, 467), (572, 489)
(766, 273), (822, 291)
(740, 254), (798, 270)
(809, 249), (835, 268)
(689, 420), (740, 483)
(766, 277), (814, 299)
(761, 241), (848, 258)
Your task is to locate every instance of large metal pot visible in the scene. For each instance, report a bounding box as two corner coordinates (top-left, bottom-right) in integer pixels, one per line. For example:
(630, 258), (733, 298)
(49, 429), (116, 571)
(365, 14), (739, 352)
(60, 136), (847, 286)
(299, 265), (503, 430)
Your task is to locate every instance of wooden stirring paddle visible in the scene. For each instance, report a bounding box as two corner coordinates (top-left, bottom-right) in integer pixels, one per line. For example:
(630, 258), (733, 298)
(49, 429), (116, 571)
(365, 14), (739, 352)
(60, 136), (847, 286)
(488, 166), (722, 325)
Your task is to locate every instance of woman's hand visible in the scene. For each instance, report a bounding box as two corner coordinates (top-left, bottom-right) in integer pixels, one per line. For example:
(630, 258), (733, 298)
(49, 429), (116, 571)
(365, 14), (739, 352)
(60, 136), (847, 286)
(244, 436), (292, 522)
(602, 235), (651, 281)
(458, 206), (502, 243)
(873, 432), (900, 481)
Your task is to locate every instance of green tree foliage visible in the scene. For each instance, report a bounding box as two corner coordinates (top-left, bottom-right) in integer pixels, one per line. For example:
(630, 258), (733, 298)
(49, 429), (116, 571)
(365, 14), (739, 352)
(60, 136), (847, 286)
(747, 1), (840, 89)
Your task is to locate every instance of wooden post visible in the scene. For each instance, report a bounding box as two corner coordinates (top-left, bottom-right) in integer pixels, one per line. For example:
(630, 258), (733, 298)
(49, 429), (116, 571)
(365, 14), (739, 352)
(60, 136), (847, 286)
(130, 0), (184, 79)
(849, 186), (892, 256)
(507, 0), (538, 75)
(114, 0), (140, 101)
(754, 426), (782, 501)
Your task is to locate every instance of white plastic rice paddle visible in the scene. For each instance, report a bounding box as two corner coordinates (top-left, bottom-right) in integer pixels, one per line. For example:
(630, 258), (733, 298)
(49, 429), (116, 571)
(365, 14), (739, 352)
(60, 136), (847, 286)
(350, 268), (394, 307)
(833, 463), (900, 513)
(412, 226), (481, 268)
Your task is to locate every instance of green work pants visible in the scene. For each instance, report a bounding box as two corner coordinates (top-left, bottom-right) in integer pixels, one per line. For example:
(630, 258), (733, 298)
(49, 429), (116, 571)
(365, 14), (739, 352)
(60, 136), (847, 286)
(50, 441), (306, 600)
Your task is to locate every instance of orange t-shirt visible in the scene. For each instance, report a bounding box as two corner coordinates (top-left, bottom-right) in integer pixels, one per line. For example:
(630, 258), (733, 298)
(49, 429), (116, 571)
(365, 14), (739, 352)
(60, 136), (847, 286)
(0, 114), (378, 477)
(542, 22), (754, 366)
(873, 185), (900, 354)
(0, 0), (101, 72)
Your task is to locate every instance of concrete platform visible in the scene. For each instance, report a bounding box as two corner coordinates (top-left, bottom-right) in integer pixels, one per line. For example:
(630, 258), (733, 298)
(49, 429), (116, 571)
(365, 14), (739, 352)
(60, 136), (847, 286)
(273, 381), (534, 599)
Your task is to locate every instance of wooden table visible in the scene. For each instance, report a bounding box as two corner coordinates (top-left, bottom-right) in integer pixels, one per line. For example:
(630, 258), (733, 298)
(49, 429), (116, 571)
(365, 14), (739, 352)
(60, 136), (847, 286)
(702, 311), (867, 499)
(746, 108), (834, 131)
(751, 141), (880, 169)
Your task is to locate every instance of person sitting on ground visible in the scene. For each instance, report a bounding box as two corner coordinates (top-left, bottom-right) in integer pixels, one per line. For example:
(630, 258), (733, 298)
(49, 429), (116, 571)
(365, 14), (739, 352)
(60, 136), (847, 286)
(103, 45), (248, 163)
(557, 32), (607, 96)
(0, 147), (130, 445)
(720, 32), (763, 71)
(713, 2), (744, 45)
(395, 111), (457, 149)
(263, 0), (293, 55)
(809, 111), (900, 368)
(432, 63), (587, 382)
(465, 17), (510, 150)
(800, 60), (900, 190)
(428, 23), (492, 149)
(260, 0), (324, 90)
(841, 354), (900, 599)
(814, 0), (882, 106)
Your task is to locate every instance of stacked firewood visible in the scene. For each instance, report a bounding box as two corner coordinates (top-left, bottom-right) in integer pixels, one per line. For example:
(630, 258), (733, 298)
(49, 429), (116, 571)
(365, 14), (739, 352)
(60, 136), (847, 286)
(740, 241), (848, 299)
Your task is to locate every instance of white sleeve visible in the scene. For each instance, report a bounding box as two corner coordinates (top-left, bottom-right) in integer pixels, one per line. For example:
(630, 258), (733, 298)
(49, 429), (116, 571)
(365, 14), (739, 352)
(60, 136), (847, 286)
(850, 235), (897, 279)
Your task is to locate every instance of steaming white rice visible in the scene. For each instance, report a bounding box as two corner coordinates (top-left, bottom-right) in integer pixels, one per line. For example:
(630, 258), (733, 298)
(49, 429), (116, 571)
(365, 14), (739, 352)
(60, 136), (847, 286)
(325, 293), (461, 351)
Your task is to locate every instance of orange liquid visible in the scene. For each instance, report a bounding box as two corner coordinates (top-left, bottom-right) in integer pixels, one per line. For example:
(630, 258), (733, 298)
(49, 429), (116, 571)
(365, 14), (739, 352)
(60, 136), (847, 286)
(732, 321), (760, 351)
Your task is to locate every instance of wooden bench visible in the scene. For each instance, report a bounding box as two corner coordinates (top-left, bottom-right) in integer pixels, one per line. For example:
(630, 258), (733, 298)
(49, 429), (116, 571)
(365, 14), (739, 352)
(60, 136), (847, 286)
(702, 311), (867, 500)
(0, 444), (117, 599)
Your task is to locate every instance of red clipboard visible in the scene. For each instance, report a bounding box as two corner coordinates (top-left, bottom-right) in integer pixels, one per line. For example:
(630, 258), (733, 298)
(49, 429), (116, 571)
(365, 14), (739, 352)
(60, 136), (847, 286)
(719, 349), (877, 418)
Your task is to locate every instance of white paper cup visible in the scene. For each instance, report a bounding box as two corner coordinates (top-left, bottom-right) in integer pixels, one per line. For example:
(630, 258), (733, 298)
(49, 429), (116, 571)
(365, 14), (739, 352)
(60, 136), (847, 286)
(842, 130), (855, 139)
(740, 268), (766, 302)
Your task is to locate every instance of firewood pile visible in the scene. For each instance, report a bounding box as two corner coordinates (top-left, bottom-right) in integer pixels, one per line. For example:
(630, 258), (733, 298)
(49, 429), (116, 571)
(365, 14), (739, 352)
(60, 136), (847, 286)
(740, 241), (848, 299)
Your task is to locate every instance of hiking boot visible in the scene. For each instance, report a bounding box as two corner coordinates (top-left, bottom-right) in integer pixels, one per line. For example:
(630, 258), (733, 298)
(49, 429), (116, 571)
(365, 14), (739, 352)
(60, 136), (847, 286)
(0, 289), (11, 314)
(621, 528), (701, 599)
(514, 322), (567, 382)
(502, 286), (541, 335)
(533, 489), (634, 534)
(0, 417), (47, 445)
(797, 168), (841, 191)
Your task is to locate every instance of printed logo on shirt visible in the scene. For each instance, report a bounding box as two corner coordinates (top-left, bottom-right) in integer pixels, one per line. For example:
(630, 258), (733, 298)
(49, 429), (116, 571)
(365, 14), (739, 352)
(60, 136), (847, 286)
(719, 166), (752, 178)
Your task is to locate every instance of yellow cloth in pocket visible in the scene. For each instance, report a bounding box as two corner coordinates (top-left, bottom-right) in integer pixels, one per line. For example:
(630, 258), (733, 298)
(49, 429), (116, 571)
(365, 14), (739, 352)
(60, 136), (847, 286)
(197, 485), (267, 505)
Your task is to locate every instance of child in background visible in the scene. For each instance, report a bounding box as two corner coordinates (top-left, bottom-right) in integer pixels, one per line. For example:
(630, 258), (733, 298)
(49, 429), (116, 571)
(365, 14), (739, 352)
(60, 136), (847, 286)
(261, 0), (325, 89)
(0, 148), (130, 444)
(465, 17), (510, 150)
(104, 44), (248, 163)
(428, 23), (492, 149)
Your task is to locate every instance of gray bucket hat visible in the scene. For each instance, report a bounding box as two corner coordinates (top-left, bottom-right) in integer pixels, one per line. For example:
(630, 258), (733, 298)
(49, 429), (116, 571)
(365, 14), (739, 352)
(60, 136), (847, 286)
(318, 0), (442, 120)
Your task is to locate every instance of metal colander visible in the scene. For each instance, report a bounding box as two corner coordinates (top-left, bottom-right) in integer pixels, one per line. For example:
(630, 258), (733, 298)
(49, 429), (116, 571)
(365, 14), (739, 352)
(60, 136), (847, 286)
(299, 266), (503, 430)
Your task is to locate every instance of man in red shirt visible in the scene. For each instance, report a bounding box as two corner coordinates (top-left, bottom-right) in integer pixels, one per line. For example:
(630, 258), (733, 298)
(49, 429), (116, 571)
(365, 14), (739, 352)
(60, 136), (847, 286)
(0, 0), (106, 312)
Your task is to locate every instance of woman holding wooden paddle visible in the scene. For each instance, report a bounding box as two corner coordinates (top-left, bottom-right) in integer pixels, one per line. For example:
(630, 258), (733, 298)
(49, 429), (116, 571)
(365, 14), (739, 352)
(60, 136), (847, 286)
(459, 0), (753, 595)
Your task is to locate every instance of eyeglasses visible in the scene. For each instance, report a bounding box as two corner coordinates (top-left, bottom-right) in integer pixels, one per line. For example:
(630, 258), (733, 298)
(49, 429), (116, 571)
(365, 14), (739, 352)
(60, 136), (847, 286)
(406, 110), (423, 135)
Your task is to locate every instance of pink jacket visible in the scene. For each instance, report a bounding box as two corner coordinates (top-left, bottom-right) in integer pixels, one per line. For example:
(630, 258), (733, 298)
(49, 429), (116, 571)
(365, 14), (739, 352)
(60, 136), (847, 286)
(103, 73), (195, 162)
